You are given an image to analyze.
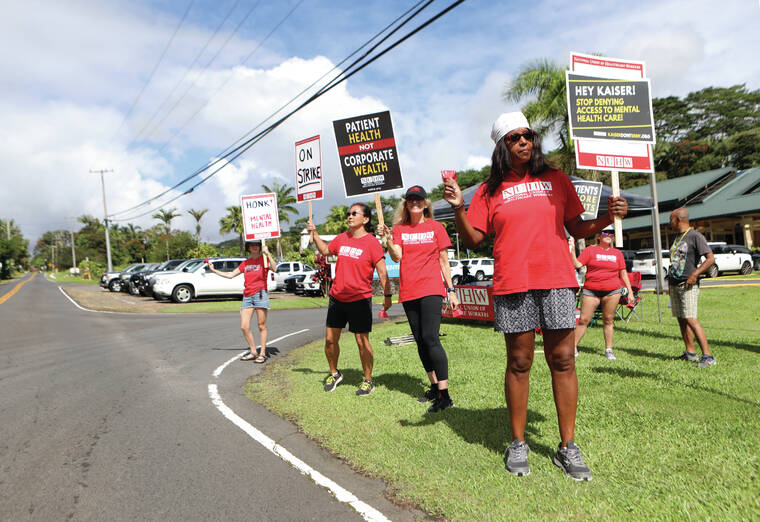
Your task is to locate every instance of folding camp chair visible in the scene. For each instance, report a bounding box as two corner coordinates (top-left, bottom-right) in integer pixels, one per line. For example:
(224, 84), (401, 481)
(616, 271), (642, 322)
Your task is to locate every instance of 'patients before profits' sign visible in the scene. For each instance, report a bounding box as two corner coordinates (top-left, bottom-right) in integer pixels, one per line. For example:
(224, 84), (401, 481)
(332, 110), (404, 197)
(241, 193), (280, 240)
(295, 135), (323, 202)
(572, 180), (603, 221)
(566, 73), (655, 143)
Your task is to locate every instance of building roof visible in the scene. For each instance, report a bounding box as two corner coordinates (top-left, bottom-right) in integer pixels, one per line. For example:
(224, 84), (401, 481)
(623, 167), (760, 230)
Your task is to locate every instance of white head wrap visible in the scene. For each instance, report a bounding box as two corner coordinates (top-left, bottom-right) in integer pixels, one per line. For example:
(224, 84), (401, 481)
(490, 111), (531, 144)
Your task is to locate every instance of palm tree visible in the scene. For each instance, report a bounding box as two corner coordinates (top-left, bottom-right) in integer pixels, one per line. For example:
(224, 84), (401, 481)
(262, 179), (298, 260)
(152, 207), (180, 261)
(187, 208), (208, 244)
(219, 205), (244, 256)
(504, 58), (576, 175)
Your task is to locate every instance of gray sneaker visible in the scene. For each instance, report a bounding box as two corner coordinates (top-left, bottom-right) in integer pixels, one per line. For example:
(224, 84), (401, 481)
(356, 379), (375, 396)
(323, 371), (343, 392)
(605, 349), (616, 360)
(676, 351), (699, 362)
(553, 440), (592, 481)
(504, 439), (530, 477)
(698, 355), (716, 367)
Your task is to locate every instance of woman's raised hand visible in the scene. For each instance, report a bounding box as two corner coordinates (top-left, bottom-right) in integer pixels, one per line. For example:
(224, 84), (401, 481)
(377, 224), (390, 238)
(306, 219), (317, 235)
(443, 178), (463, 208)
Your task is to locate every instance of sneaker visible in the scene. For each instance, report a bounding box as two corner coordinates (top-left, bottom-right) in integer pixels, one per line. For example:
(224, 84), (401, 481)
(698, 355), (716, 367)
(605, 349), (616, 360)
(553, 440), (592, 481)
(427, 395), (454, 413)
(323, 371), (343, 392)
(574, 347), (579, 358)
(417, 386), (438, 403)
(356, 379), (375, 396)
(504, 439), (530, 477)
(676, 351), (699, 362)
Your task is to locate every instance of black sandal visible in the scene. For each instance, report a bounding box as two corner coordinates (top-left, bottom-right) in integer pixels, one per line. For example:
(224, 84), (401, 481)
(253, 354), (267, 363)
(240, 353), (256, 361)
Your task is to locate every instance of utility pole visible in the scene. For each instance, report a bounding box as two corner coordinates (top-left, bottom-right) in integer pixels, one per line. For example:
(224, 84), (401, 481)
(91, 169), (114, 272)
(66, 217), (77, 269)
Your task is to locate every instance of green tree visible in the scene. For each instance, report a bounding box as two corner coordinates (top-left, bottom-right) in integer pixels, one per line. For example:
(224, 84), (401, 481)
(262, 180), (298, 260)
(0, 219), (28, 278)
(318, 205), (350, 235)
(187, 208), (208, 244)
(504, 58), (576, 175)
(151, 207), (181, 261)
(219, 206), (244, 256)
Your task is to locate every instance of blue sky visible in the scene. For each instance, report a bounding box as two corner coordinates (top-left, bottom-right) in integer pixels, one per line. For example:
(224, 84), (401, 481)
(2, 0), (759, 246)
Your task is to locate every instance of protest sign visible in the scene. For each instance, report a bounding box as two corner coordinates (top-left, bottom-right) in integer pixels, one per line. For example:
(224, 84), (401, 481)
(566, 73), (655, 143)
(295, 135), (323, 203)
(241, 193), (280, 241)
(572, 180), (603, 221)
(332, 110), (404, 197)
(441, 285), (494, 322)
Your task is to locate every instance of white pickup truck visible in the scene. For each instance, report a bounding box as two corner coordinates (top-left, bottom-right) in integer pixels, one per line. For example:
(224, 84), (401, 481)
(273, 261), (314, 291)
(152, 257), (276, 303)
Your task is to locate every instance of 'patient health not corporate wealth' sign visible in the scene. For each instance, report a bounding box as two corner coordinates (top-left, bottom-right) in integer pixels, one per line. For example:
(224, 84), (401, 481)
(333, 110), (404, 197)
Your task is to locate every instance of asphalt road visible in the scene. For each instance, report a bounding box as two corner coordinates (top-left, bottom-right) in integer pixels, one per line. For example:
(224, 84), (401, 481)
(0, 274), (418, 521)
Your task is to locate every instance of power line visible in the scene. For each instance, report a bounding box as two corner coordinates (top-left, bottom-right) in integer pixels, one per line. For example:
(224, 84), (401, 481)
(109, 0), (430, 219)
(139, 0), (264, 144)
(111, 0), (466, 222)
(127, 0), (243, 146)
(109, 0), (195, 143)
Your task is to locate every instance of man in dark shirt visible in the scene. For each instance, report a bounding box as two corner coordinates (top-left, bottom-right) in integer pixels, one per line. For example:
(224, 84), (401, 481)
(668, 208), (715, 367)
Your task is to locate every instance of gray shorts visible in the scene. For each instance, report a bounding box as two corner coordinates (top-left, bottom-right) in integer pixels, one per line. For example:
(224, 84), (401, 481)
(493, 288), (577, 333)
(669, 282), (699, 318)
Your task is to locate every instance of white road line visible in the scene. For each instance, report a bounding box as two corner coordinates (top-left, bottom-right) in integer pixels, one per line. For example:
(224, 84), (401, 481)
(58, 286), (124, 314)
(208, 384), (389, 522)
(211, 329), (309, 378)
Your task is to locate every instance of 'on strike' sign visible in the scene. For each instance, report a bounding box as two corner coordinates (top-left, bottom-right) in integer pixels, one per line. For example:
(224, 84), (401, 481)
(241, 193), (280, 241)
(295, 135), (323, 202)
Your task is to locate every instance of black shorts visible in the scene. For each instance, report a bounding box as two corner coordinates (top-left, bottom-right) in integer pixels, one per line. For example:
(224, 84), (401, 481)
(326, 296), (373, 333)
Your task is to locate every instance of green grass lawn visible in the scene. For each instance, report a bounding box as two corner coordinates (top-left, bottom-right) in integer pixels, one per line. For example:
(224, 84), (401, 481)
(45, 272), (99, 284)
(247, 287), (760, 519)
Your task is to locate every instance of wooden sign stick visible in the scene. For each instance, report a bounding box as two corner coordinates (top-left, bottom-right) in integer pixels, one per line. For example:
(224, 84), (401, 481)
(308, 200), (312, 222)
(611, 170), (623, 247)
(374, 193), (384, 228)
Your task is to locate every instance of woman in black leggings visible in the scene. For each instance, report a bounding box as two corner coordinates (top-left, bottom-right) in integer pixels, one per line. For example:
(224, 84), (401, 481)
(379, 185), (460, 412)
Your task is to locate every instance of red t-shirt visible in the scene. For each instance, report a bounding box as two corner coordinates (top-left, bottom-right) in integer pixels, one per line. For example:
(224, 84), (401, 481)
(392, 220), (452, 302)
(466, 168), (584, 295)
(237, 257), (269, 297)
(577, 245), (625, 291)
(328, 232), (385, 302)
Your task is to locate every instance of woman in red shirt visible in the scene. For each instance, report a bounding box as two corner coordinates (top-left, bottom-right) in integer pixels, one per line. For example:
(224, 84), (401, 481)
(443, 111), (628, 481)
(572, 231), (634, 360)
(379, 185), (460, 413)
(307, 203), (392, 397)
(206, 240), (275, 363)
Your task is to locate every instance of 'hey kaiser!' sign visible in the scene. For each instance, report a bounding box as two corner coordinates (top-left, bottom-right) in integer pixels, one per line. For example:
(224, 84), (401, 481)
(333, 110), (404, 197)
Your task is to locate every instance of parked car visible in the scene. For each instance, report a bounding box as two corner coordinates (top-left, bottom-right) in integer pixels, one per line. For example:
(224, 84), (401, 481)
(128, 259), (186, 296)
(145, 258), (201, 297)
(118, 263), (159, 292)
(620, 249), (636, 272)
(631, 250), (671, 278)
(273, 262), (314, 290)
(460, 258), (494, 281)
(706, 243), (754, 277)
(295, 269), (323, 296)
(100, 263), (150, 292)
(449, 259), (464, 285)
(152, 257), (276, 303)
(724, 244), (760, 271)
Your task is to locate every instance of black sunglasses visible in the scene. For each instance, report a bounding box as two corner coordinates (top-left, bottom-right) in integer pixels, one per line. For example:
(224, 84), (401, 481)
(406, 196), (424, 202)
(506, 130), (535, 143)
(346, 211), (364, 217)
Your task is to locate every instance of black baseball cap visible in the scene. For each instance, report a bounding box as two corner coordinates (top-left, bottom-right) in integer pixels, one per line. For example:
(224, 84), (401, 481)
(405, 185), (427, 199)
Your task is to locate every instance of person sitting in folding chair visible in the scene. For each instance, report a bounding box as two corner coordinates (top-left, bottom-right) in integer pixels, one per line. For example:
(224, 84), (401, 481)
(571, 230), (634, 360)
(617, 271), (642, 322)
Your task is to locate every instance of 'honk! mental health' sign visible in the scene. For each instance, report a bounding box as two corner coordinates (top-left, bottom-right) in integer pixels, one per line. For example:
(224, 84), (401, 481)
(241, 193), (280, 241)
(332, 110), (404, 197)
